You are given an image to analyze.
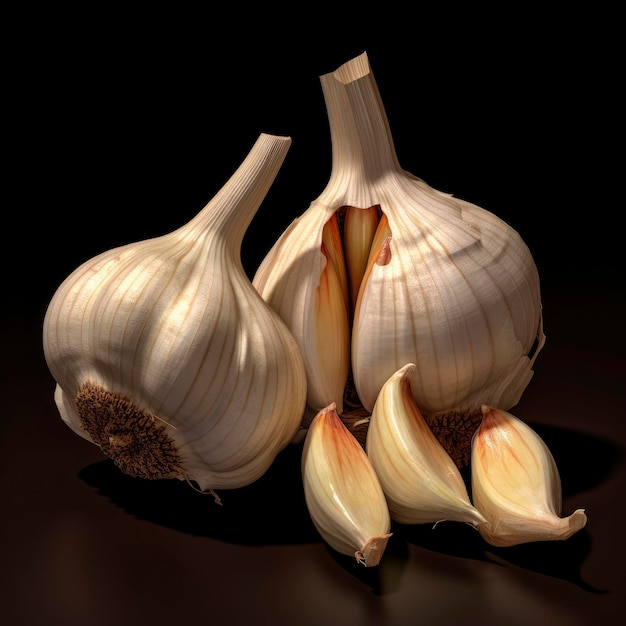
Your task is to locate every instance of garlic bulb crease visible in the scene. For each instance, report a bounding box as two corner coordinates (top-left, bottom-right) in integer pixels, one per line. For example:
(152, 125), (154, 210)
(252, 52), (545, 466)
(43, 133), (307, 494)
(471, 405), (587, 547)
(367, 363), (487, 527)
(301, 402), (392, 566)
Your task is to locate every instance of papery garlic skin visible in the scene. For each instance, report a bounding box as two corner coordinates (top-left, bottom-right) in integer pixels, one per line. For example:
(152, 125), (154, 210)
(255, 206), (350, 420)
(253, 53), (544, 465)
(367, 364), (487, 526)
(301, 402), (392, 566)
(471, 405), (587, 547)
(43, 133), (307, 492)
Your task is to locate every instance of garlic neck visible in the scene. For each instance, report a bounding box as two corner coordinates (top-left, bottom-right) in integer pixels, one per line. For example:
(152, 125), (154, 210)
(320, 52), (402, 205)
(181, 133), (292, 256)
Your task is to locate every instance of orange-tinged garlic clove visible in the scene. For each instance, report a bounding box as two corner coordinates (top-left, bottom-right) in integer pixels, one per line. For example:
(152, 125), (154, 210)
(301, 402), (392, 566)
(471, 405), (587, 547)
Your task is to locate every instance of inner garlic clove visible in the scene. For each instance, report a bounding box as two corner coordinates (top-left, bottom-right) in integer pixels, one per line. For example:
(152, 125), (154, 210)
(343, 205), (382, 310)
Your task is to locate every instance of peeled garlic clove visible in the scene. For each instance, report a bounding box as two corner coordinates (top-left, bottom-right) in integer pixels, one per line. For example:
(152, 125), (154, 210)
(43, 133), (307, 493)
(471, 405), (587, 547)
(367, 364), (486, 527)
(253, 52), (545, 466)
(301, 402), (392, 566)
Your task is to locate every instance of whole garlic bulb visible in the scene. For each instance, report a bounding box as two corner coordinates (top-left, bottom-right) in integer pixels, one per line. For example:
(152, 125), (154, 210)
(43, 133), (307, 493)
(253, 53), (545, 465)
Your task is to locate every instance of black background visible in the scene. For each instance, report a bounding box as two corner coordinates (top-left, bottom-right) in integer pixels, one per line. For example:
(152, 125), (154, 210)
(8, 7), (621, 317)
(3, 6), (624, 626)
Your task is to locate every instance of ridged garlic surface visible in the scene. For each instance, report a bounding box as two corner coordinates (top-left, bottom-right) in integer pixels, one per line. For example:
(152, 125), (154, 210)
(471, 406), (587, 547)
(301, 403), (392, 566)
(43, 133), (307, 493)
(252, 52), (545, 466)
(367, 364), (487, 527)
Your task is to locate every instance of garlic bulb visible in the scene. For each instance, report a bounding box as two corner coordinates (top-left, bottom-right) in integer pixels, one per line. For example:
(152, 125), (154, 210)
(301, 402), (392, 566)
(471, 405), (587, 547)
(253, 52), (545, 466)
(367, 363), (487, 527)
(43, 133), (307, 493)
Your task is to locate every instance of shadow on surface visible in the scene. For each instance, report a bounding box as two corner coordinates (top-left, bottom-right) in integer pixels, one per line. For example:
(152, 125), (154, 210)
(79, 443), (319, 546)
(79, 421), (620, 593)
(530, 422), (621, 499)
(401, 422), (620, 594)
(325, 533), (411, 595)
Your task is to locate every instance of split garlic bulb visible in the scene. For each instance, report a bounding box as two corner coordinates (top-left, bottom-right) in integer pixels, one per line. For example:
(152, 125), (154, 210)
(253, 52), (545, 465)
(471, 406), (587, 547)
(301, 402), (392, 566)
(43, 133), (307, 493)
(366, 364), (487, 527)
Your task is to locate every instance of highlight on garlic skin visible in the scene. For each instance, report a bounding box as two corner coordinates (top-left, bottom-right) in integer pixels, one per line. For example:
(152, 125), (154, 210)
(301, 402), (392, 566)
(43, 133), (307, 494)
(366, 363), (487, 527)
(252, 52), (545, 466)
(471, 405), (587, 547)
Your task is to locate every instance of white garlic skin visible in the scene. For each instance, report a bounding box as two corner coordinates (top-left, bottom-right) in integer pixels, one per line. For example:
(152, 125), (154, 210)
(351, 187), (544, 419)
(366, 363), (487, 526)
(301, 402), (392, 566)
(471, 405), (587, 547)
(43, 133), (307, 492)
(253, 53), (545, 450)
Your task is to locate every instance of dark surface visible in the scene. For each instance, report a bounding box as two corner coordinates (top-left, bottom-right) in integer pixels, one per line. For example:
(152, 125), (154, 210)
(3, 9), (624, 626)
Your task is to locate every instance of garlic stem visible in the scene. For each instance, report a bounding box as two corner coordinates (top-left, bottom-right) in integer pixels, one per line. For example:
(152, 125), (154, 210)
(320, 53), (401, 202)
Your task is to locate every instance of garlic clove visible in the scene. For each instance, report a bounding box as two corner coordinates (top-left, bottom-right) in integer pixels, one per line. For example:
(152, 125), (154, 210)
(253, 203), (351, 420)
(43, 133), (308, 493)
(253, 52), (545, 467)
(366, 363), (487, 527)
(343, 205), (382, 311)
(471, 405), (587, 547)
(308, 216), (351, 420)
(321, 211), (350, 316)
(301, 402), (392, 566)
